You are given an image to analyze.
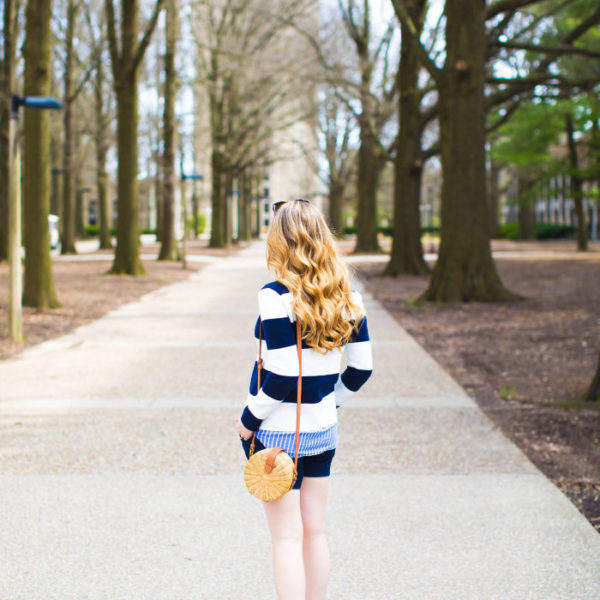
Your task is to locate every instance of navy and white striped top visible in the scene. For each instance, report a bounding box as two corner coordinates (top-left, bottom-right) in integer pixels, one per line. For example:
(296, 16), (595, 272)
(240, 280), (373, 457)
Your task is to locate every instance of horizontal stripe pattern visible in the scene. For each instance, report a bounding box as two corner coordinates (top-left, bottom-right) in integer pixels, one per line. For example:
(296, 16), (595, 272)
(240, 281), (373, 449)
(256, 424), (338, 457)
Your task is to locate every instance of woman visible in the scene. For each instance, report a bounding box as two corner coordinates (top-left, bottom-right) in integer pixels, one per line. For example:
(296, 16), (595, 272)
(235, 198), (373, 600)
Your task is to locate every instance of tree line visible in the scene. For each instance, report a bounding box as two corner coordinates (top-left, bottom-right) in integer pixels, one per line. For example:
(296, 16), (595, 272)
(0, 0), (599, 400)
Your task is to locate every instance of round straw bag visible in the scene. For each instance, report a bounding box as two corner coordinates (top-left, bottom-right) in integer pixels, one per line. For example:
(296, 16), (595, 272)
(243, 319), (302, 502)
(244, 448), (296, 502)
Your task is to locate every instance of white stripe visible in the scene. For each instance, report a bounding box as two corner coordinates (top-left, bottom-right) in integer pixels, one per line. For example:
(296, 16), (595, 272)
(334, 377), (355, 407)
(263, 345), (300, 376)
(247, 389), (282, 419)
(301, 346), (344, 375)
(259, 391), (338, 432)
(345, 340), (373, 370)
(258, 288), (288, 319)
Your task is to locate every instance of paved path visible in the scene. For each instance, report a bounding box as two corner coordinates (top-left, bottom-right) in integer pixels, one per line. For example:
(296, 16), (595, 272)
(1, 241), (599, 599)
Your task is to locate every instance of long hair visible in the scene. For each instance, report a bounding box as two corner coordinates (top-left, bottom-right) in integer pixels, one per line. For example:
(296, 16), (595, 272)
(265, 200), (364, 354)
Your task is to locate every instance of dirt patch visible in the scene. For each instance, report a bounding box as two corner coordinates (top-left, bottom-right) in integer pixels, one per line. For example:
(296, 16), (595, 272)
(0, 239), (247, 360)
(355, 251), (600, 533)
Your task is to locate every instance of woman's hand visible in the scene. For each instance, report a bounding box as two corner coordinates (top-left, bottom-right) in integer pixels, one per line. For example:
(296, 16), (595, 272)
(236, 416), (253, 441)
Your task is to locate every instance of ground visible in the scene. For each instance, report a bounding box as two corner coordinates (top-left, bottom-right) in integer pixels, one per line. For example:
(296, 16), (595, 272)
(349, 238), (600, 533)
(0, 240), (244, 360)
(1, 237), (599, 533)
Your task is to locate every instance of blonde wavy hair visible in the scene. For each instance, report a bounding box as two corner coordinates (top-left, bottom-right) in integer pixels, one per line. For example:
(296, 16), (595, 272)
(266, 199), (365, 354)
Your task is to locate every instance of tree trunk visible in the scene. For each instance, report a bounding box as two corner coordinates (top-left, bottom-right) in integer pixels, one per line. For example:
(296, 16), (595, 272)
(154, 149), (162, 242)
(488, 159), (501, 238)
(385, 0), (429, 276)
(421, 0), (517, 302)
(22, 0), (60, 308)
(565, 112), (587, 251)
(354, 108), (383, 253)
(517, 174), (535, 240)
(158, 0), (177, 261)
(238, 169), (252, 242)
(585, 352), (600, 402)
(74, 132), (85, 238)
(94, 51), (112, 249)
(111, 79), (145, 274)
(60, 0), (77, 254)
(328, 178), (345, 239)
(208, 45), (227, 248)
(209, 149), (226, 247)
(224, 169), (233, 246)
(0, 0), (17, 262)
(107, 0), (163, 274)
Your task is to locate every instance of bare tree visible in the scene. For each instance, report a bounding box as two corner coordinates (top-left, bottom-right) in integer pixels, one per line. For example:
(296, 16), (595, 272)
(105, 0), (165, 274)
(158, 0), (177, 260)
(337, 0), (397, 253)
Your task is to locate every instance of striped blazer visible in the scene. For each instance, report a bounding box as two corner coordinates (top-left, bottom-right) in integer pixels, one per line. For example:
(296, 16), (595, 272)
(240, 281), (373, 456)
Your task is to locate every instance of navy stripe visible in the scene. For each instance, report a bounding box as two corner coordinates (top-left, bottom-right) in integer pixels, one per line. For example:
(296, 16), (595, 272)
(250, 363), (338, 404)
(349, 316), (370, 343)
(262, 317), (296, 349)
(341, 366), (372, 392)
(262, 372), (299, 400)
(240, 406), (262, 431)
(261, 281), (289, 295)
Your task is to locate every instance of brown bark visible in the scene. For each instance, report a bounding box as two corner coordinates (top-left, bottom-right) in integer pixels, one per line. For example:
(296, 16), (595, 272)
(22, 0), (61, 308)
(238, 170), (252, 242)
(224, 170), (233, 247)
(106, 0), (164, 274)
(351, 4), (383, 254)
(208, 46), (227, 248)
(94, 46), (112, 249)
(158, 0), (177, 261)
(354, 119), (384, 253)
(328, 179), (345, 239)
(209, 149), (226, 247)
(565, 111), (588, 251)
(60, 0), (78, 254)
(0, 0), (18, 262)
(517, 174), (535, 240)
(488, 160), (501, 238)
(385, 0), (429, 275)
(420, 0), (518, 302)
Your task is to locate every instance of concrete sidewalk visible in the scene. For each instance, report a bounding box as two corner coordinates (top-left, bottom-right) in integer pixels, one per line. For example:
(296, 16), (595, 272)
(1, 240), (599, 599)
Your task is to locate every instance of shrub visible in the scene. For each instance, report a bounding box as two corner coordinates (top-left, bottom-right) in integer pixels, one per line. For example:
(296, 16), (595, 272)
(85, 225), (117, 237)
(499, 223), (575, 240)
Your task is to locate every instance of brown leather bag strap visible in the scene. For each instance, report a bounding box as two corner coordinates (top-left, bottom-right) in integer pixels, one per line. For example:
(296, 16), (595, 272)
(293, 318), (302, 474)
(249, 321), (264, 456)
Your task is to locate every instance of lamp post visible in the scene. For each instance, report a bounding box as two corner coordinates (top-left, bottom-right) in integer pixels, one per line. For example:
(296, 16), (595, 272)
(8, 95), (62, 341)
(180, 173), (203, 269)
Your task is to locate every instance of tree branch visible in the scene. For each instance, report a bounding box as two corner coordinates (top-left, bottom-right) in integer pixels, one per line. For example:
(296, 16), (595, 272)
(104, 0), (120, 81)
(132, 0), (166, 72)
(486, 0), (545, 21)
(491, 39), (600, 59)
(390, 0), (441, 84)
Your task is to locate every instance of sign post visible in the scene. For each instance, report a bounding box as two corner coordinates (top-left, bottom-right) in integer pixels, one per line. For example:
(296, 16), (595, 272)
(8, 95), (62, 341)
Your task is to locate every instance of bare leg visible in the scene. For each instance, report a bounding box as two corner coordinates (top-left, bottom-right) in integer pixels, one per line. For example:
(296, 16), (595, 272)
(263, 489), (305, 600)
(300, 477), (330, 600)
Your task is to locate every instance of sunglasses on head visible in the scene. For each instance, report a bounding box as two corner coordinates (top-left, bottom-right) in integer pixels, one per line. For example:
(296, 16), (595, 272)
(272, 198), (311, 215)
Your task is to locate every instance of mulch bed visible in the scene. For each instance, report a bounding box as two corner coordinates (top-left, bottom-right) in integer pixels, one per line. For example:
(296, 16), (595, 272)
(353, 243), (600, 533)
(0, 239), (247, 360)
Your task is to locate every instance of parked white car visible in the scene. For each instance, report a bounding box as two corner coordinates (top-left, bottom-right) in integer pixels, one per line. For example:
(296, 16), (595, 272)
(48, 214), (60, 249)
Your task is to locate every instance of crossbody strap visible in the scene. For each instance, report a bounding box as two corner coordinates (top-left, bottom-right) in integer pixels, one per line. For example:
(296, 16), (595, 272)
(250, 318), (302, 476)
